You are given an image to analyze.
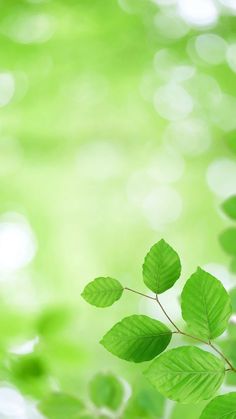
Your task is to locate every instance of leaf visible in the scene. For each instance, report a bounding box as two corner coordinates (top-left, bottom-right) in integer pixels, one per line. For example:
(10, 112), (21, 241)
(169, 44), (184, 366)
(200, 392), (236, 419)
(39, 393), (84, 419)
(143, 239), (181, 294)
(144, 346), (225, 403)
(81, 277), (123, 307)
(100, 315), (172, 363)
(181, 267), (232, 339)
(89, 372), (124, 411)
(222, 196), (236, 220)
(219, 228), (236, 256)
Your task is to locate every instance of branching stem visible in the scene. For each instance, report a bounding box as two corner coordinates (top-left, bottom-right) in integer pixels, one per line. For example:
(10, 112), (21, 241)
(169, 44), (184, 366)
(125, 286), (236, 373)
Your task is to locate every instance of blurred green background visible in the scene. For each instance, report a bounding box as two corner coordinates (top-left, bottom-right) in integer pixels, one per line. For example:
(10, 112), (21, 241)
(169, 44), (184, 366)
(1, 0), (236, 417)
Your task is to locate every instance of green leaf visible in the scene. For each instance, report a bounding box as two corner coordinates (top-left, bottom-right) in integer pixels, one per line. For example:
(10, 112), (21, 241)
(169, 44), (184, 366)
(89, 372), (123, 410)
(143, 239), (181, 294)
(39, 393), (84, 419)
(222, 196), (236, 220)
(200, 392), (236, 419)
(219, 228), (236, 256)
(181, 267), (232, 339)
(81, 277), (123, 307)
(100, 315), (172, 363)
(144, 346), (225, 403)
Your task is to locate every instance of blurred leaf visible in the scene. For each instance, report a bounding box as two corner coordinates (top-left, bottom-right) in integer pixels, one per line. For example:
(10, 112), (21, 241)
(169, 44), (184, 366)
(89, 372), (123, 411)
(37, 306), (71, 337)
(222, 196), (236, 220)
(143, 239), (181, 294)
(9, 353), (50, 398)
(101, 315), (172, 362)
(219, 228), (236, 256)
(81, 277), (123, 307)
(181, 268), (232, 339)
(39, 393), (84, 419)
(199, 392), (236, 419)
(225, 130), (236, 154)
(123, 382), (165, 419)
(144, 346), (225, 403)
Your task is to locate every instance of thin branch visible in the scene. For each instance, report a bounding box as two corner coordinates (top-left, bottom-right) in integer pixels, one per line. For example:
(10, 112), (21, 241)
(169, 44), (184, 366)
(124, 286), (236, 372)
(178, 331), (209, 345)
(209, 342), (236, 372)
(155, 293), (236, 373)
(155, 295), (182, 333)
(124, 287), (156, 301)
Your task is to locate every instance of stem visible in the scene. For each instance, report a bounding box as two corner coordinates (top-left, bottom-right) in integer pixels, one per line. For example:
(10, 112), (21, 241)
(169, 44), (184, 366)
(209, 342), (236, 372)
(124, 287), (156, 301)
(124, 286), (236, 372)
(155, 295), (182, 333)
(155, 294), (236, 373)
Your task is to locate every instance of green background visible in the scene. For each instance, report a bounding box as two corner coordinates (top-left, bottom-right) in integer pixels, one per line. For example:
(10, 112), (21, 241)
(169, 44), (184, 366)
(0, 0), (236, 417)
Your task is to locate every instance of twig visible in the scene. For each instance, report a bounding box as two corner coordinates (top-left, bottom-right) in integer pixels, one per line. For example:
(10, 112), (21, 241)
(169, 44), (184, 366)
(124, 287), (156, 301)
(124, 286), (236, 372)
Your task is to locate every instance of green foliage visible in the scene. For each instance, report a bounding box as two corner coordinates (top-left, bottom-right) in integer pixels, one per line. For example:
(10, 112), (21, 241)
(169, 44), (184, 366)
(81, 277), (123, 307)
(143, 239), (181, 294)
(39, 393), (84, 419)
(83, 239), (236, 413)
(219, 228), (236, 256)
(181, 268), (232, 339)
(144, 346), (225, 403)
(89, 372), (124, 411)
(222, 196), (236, 220)
(200, 392), (236, 418)
(100, 314), (172, 362)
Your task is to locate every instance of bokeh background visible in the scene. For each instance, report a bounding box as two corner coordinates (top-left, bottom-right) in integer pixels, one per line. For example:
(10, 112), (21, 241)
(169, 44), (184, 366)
(1, 0), (236, 417)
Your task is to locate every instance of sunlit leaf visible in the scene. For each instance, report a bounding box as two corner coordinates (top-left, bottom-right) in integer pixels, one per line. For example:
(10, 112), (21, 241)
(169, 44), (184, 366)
(39, 393), (84, 419)
(222, 196), (236, 220)
(81, 277), (123, 307)
(219, 228), (236, 256)
(89, 372), (123, 411)
(100, 315), (172, 362)
(200, 392), (236, 419)
(181, 267), (232, 339)
(144, 346), (225, 403)
(143, 239), (181, 294)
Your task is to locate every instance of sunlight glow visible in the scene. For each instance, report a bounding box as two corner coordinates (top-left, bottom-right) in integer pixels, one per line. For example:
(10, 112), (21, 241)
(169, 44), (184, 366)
(0, 213), (37, 275)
